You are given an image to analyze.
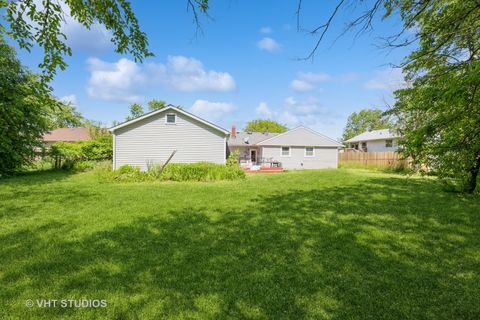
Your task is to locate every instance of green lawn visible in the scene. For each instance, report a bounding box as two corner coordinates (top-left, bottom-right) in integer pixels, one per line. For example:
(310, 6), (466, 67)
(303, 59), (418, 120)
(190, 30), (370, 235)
(1, 169), (479, 319)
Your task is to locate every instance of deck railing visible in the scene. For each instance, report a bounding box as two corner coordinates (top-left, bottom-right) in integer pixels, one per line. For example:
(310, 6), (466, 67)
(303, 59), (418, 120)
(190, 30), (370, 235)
(238, 156), (281, 167)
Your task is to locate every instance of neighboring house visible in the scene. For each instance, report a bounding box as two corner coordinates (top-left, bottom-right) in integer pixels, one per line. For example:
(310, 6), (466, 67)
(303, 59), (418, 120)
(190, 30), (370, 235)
(229, 126), (343, 170)
(345, 129), (401, 152)
(109, 105), (343, 171)
(42, 127), (91, 146)
(109, 105), (229, 170)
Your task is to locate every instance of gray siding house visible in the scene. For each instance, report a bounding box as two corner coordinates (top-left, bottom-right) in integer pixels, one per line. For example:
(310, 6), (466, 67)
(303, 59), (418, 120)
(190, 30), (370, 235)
(110, 105), (342, 170)
(109, 106), (229, 170)
(229, 126), (343, 170)
(345, 129), (401, 152)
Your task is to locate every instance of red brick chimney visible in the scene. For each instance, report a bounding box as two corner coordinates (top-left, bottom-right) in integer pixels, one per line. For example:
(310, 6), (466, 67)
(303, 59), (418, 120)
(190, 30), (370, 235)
(231, 125), (237, 139)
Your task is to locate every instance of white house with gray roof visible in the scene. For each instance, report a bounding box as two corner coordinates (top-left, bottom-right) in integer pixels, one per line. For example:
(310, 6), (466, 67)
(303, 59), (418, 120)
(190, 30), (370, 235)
(229, 126), (343, 170)
(345, 129), (401, 152)
(109, 105), (343, 171)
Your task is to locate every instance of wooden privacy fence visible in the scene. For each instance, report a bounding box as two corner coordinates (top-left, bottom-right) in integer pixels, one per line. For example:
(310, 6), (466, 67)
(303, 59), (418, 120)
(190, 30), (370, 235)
(339, 151), (411, 168)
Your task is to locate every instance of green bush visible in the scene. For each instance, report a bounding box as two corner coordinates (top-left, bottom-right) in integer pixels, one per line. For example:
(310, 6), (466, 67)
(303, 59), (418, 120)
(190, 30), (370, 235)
(80, 135), (112, 161)
(109, 162), (245, 183)
(161, 162), (245, 181)
(110, 165), (146, 182)
(226, 151), (240, 167)
(49, 133), (112, 169)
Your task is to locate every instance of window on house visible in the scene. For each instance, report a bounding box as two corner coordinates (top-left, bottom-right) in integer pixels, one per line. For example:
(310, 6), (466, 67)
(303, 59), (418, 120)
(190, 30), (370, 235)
(305, 147), (314, 157)
(281, 147), (290, 156)
(385, 139), (393, 148)
(361, 142), (367, 151)
(166, 113), (176, 124)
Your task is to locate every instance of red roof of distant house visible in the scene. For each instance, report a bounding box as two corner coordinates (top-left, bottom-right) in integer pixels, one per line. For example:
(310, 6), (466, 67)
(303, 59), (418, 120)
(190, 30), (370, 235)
(42, 128), (91, 142)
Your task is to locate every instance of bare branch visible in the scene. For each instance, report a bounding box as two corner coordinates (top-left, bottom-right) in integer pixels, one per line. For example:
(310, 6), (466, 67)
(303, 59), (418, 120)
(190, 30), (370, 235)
(299, 0), (347, 60)
(296, 0), (302, 32)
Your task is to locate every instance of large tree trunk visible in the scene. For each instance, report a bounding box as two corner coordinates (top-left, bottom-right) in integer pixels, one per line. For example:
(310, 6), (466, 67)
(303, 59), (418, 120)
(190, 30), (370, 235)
(466, 153), (480, 194)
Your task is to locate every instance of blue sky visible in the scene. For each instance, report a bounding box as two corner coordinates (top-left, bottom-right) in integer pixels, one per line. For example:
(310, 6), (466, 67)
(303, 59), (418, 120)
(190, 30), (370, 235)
(16, 0), (411, 139)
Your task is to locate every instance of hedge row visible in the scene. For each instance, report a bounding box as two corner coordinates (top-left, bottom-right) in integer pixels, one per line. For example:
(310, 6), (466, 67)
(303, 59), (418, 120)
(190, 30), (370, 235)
(110, 162), (245, 182)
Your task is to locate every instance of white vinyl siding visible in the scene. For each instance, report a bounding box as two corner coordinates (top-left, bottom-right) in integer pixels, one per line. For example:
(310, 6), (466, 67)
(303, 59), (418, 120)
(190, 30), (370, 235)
(262, 146), (338, 170)
(365, 139), (399, 152)
(113, 111), (226, 170)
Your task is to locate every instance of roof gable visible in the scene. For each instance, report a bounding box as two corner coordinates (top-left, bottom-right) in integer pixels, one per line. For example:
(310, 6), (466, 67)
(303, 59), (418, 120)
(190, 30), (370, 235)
(109, 105), (230, 135)
(345, 129), (401, 143)
(257, 126), (342, 147)
(228, 132), (279, 146)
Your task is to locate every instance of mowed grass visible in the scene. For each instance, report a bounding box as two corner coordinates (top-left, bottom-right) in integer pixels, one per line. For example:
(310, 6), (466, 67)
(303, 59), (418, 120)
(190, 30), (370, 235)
(0, 169), (479, 319)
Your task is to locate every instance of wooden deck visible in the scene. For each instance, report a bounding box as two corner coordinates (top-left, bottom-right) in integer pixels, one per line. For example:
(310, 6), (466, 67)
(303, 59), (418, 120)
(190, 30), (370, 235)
(242, 167), (284, 173)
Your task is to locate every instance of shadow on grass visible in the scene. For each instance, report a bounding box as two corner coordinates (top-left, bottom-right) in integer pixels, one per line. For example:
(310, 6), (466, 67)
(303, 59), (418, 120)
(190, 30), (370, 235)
(0, 169), (75, 186)
(1, 177), (479, 319)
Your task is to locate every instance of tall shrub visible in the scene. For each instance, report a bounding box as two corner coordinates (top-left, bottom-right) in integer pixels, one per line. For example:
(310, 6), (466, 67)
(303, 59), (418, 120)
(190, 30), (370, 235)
(0, 38), (52, 176)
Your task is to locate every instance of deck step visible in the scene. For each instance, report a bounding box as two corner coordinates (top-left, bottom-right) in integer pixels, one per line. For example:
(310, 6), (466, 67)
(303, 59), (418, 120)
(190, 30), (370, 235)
(242, 167), (284, 173)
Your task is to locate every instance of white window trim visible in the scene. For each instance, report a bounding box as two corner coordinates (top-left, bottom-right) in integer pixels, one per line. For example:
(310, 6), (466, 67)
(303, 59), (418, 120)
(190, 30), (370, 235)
(304, 147), (315, 157)
(165, 113), (176, 124)
(385, 139), (393, 148)
(281, 146), (291, 157)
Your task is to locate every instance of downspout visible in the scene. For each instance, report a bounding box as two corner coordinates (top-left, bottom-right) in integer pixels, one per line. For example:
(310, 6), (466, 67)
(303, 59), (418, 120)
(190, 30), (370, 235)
(112, 131), (116, 171)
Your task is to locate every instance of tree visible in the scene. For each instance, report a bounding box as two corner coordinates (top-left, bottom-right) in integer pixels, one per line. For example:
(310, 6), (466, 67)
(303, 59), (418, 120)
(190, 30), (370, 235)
(126, 103), (144, 121)
(1, 0), (153, 82)
(385, 1), (480, 193)
(244, 119), (287, 133)
(297, 0), (480, 192)
(0, 38), (53, 175)
(342, 109), (394, 141)
(147, 99), (167, 111)
(47, 101), (84, 129)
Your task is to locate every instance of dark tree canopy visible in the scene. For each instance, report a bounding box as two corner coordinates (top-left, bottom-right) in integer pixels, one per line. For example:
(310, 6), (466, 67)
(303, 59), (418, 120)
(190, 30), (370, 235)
(0, 38), (53, 175)
(1, 0), (153, 82)
(148, 100), (167, 111)
(387, 0), (480, 193)
(125, 99), (179, 121)
(342, 109), (394, 141)
(126, 103), (144, 121)
(244, 119), (288, 133)
(47, 101), (85, 129)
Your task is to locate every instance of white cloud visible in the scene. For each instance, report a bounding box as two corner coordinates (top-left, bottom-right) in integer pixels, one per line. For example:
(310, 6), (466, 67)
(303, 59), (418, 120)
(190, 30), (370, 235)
(149, 56), (236, 92)
(279, 96), (329, 128)
(60, 94), (77, 105)
(257, 37), (281, 52)
(284, 96), (328, 117)
(86, 57), (146, 103)
(298, 72), (331, 82)
(339, 72), (361, 82)
(290, 79), (314, 92)
(290, 72), (330, 92)
(253, 98), (341, 138)
(86, 56), (236, 102)
(26, 1), (113, 53)
(254, 97), (330, 129)
(190, 100), (235, 122)
(256, 102), (273, 118)
(260, 26), (273, 34)
(364, 68), (405, 91)
(63, 22), (113, 53)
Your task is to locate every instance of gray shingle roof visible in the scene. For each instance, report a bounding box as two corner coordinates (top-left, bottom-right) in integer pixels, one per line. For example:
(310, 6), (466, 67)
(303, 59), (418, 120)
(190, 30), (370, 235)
(345, 129), (401, 143)
(257, 126), (343, 147)
(228, 132), (279, 146)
